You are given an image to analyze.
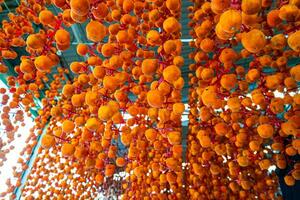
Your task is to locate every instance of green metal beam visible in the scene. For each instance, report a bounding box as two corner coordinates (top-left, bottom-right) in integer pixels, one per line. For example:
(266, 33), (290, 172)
(3, 1), (11, 13)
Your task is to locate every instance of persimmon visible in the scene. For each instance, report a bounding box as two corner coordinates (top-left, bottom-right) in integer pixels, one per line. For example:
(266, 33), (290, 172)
(116, 30), (129, 44)
(70, 62), (83, 73)
(62, 84), (74, 98)
(200, 38), (215, 53)
(166, 157), (179, 171)
(90, 141), (102, 152)
(95, 173), (104, 184)
(174, 77), (185, 90)
(86, 20), (107, 42)
(141, 59), (158, 76)
(214, 122), (229, 136)
(285, 146), (297, 156)
(242, 0), (261, 15)
(101, 43), (114, 57)
(98, 105), (114, 121)
(122, 0), (134, 13)
(146, 30), (161, 46)
(62, 8), (74, 24)
(71, 94), (84, 107)
(215, 23), (234, 40)
(211, 0), (230, 14)
(62, 120), (75, 133)
(166, 0), (180, 11)
(219, 48), (238, 64)
(237, 156), (249, 167)
(284, 175), (295, 186)
(50, 106), (61, 117)
(71, 9), (88, 22)
(0, 63), (8, 73)
(288, 31), (300, 52)
(279, 4), (299, 22)
(70, 0), (90, 16)
(270, 98), (284, 114)
(271, 34), (287, 50)
(227, 97), (241, 112)
(163, 17), (181, 33)
(198, 107), (211, 122)
(267, 9), (282, 27)
(219, 9), (242, 33)
(247, 68), (260, 82)
(55, 29), (70, 46)
(173, 103), (185, 115)
(201, 87), (221, 108)
(39, 10), (55, 26)
(34, 55), (53, 71)
(61, 143), (75, 156)
(290, 65), (300, 81)
(198, 134), (211, 148)
(103, 76), (119, 91)
(292, 169), (300, 180)
(111, 9), (121, 21)
(74, 146), (87, 159)
(167, 131), (181, 145)
(52, 0), (66, 8)
(163, 40), (177, 55)
(265, 74), (281, 89)
(241, 29), (266, 53)
(281, 121), (297, 136)
(157, 81), (170, 96)
(85, 91), (98, 106)
(284, 77), (297, 89)
(108, 55), (123, 70)
(91, 66), (105, 80)
(41, 134), (55, 149)
(195, 19), (213, 37)
(76, 43), (88, 56)
(145, 128), (158, 142)
(85, 118), (100, 132)
(92, 3), (108, 20)
(26, 34), (45, 49)
(173, 56), (184, 67)
(257, 124), (274, 138)
(116, 157), (126, 167)
(242, 13), (257, 26)
(199, 68), (213, 80)
(147, 90), (164, 108)
(163, 65), (181, 84)
(20, 59), (35, 73)
(2, 50), (17, 59)
(166, 171), (177, 184)
(220, 74), (237, 91)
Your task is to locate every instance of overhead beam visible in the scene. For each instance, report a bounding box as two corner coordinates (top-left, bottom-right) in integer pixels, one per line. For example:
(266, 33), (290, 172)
(3, 2), (11, 12)
(181, 39), (193, 42)
(71, 25), (83, 43)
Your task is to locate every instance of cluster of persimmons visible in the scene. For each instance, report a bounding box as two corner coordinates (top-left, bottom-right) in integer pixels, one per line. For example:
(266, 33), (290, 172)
(0, 0), (299, 199)
(186, 0), (300, 199)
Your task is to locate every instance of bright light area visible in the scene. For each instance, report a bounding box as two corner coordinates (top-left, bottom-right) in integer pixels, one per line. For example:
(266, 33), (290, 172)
(0, 81), (34, 195)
